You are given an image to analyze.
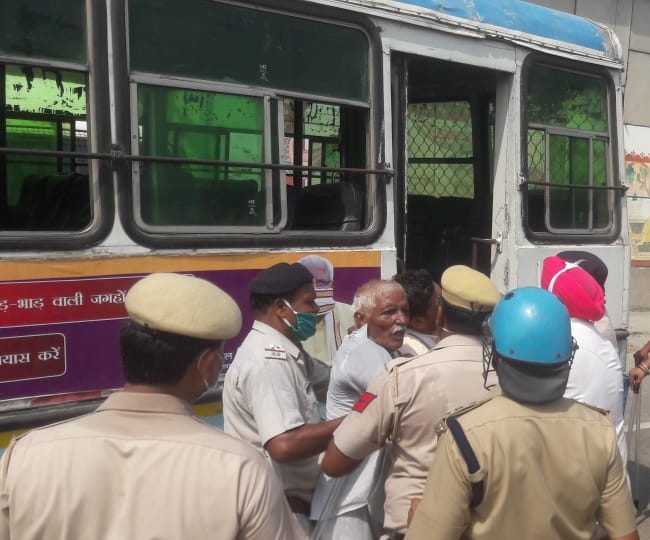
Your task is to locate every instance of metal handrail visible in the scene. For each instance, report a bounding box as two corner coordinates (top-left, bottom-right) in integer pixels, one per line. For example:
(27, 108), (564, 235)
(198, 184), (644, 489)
(0, 146), (394, 178)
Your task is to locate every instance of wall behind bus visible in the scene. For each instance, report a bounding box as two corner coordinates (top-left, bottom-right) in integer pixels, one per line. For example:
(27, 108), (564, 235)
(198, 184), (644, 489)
(530, 0), (650, 265)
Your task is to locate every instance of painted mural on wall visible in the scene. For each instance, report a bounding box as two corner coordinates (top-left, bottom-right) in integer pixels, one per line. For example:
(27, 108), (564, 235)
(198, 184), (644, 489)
(625, 126), (650, 262)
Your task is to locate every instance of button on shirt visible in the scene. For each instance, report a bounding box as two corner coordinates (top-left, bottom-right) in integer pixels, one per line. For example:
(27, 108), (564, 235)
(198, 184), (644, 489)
(0, 392), (302, 540)
(223, 321), (327, 502)
(333, 334), (492, 533)
(406, 390), (637, 540)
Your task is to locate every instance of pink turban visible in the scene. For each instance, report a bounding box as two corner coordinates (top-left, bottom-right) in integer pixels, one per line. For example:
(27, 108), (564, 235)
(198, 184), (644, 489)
(540, 256), (605, 321)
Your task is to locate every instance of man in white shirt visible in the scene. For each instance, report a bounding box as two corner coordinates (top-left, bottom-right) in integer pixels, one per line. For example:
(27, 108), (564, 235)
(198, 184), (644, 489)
(541, 255), (627, 464)
(311, 279), (409, 540)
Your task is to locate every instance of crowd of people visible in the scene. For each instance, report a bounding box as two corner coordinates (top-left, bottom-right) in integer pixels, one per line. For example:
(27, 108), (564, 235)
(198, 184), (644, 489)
(0, 252), (644, 540)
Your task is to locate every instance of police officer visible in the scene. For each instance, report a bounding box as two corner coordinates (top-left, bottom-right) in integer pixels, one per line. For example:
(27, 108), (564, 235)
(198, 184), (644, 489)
(0, 272), (302, 540)
(321, 265), (501, 539)
(223, 262), (341, 534)
(406, 287), (639, 540)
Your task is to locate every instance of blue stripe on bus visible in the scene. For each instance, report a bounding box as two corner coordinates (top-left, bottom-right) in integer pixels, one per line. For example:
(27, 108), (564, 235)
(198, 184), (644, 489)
(395, 0), (608, 53)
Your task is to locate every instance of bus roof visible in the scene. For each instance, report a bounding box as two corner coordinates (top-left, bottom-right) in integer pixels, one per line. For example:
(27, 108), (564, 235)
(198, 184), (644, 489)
(329, 0), (622, 64)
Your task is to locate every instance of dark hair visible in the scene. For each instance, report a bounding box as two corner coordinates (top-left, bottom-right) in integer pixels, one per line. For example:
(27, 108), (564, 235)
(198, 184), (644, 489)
(442, 298), (490, 334)
(120, 322), (219, 384)
(393, 268), (434, 318)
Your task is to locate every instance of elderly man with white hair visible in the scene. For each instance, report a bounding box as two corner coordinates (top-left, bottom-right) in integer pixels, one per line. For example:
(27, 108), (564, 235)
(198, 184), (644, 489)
(311, 279), (409, 540)
(298, 254), (355, 366)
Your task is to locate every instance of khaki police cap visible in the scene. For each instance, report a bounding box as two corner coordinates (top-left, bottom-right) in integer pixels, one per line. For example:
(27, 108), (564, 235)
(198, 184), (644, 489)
(441, 265), (501, 312)
(125, 273), (242, 341)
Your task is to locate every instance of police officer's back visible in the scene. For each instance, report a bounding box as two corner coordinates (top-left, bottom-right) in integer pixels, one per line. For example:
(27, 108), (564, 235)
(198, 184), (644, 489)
(406, 287), (639, 540)
(0, 273), (302, 540)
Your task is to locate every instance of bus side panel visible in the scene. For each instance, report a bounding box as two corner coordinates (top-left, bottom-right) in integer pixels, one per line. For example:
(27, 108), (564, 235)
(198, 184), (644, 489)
(0, 252), (381, 403)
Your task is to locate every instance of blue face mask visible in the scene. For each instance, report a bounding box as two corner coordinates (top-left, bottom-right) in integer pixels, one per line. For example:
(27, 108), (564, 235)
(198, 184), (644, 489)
(282, 299), (318, 342)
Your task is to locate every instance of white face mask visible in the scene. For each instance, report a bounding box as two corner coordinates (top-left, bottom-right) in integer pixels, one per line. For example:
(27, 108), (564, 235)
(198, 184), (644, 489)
(314, 288), (335, 317)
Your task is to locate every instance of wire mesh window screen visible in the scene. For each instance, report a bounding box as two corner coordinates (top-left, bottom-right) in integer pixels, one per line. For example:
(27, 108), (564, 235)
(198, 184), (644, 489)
(407, 101), (474, 198)
(526, 64), (612, 235)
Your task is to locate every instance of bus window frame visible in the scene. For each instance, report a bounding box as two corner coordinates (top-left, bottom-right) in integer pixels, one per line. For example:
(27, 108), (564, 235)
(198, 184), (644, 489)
(128, 76), (279, 234)
(117, 0), (387, 250)
(0, 0), (114, 252)
(520, 54), (621, 244)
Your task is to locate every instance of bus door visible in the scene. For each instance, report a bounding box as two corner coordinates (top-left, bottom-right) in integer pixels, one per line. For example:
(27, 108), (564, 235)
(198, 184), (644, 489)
(393, 54), (502, 280)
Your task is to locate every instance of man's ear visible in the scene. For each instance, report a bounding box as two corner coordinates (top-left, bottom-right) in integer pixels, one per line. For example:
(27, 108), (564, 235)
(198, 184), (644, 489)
(196, 348), (222, 378)
(435, 304), (444, 328)
(436, 302), (447, 329)
(273, 297), (288, 316)
(354, 311), (366, 327)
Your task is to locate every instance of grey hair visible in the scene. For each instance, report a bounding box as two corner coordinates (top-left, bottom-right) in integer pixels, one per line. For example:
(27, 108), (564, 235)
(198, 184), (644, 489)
(352, 279), (405, 315)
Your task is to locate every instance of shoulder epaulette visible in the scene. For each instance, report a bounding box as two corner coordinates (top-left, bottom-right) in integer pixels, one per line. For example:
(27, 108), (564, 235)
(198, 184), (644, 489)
(434, 395), (492, 435)
(574, 399), (609, 416)
(264, 344), (287, 361)
(387, 355), (417, 442)
(432, 399), (490, 509)
(386, 355), (413, 373)
(445, 415), (485, 508)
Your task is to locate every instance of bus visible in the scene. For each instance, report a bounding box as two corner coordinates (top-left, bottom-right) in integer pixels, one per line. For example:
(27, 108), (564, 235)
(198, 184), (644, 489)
(0, 0), (630, 446)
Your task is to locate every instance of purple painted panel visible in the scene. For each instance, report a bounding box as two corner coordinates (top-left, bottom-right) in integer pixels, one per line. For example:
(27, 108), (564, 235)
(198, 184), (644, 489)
(0, 265), (380, 403)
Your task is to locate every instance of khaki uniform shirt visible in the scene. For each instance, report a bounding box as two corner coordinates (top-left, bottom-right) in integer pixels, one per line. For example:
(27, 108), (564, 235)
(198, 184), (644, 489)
(223, 321), (328, 502)
(0, 392), (303, 540)
(333, 334), (491, 533)
(406, 389), (637, 540)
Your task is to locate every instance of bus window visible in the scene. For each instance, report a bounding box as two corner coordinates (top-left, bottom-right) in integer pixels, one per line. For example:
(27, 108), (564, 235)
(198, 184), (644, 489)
(284, 100), (367, 231)
(524, 63), (615, 237)
(0, 64), (90, 232)
(129, 0), (369, 103)
(126, 0), (376, 242)
(1, 0), (86, 64)
(135, 85), (265, 228)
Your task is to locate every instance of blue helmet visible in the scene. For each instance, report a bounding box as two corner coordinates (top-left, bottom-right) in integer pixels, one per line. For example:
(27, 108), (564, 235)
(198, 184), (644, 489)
(483, 287), (576, 404)
(490, 287), (573, 363)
